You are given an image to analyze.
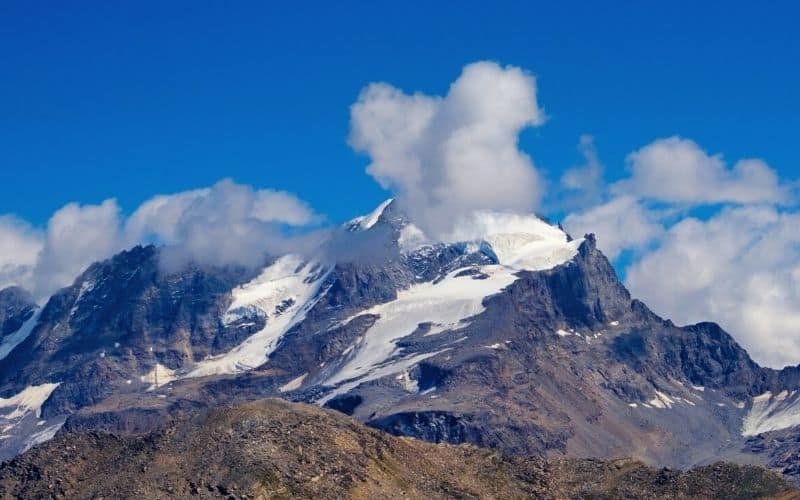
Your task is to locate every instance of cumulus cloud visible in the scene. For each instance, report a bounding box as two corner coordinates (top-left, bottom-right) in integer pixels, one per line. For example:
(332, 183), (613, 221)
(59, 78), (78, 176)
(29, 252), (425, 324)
(124, 188), (210, 246)
(148, 180), (322, 271)
(349, 60), (546, 236)
(625, 206), (800, 368)
(0, 179), (320, 301)
(563, 134), (799, 367)
(562, 196), (664, 260)
(559, 134), (605, 209)
(31, 199), (125, 299)
(614, 137), (791, 205)
(0, 216), (43, 292)
(571, 136), (793, 259)
(125, 180), (319, 249)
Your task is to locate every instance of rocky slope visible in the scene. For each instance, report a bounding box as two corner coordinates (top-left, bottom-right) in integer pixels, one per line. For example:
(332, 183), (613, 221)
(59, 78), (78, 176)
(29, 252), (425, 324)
(0, 398), (795, 500)
(1, 199), (800, 485)
(0, 287), (37, 359)
(0, 287), (35, 339)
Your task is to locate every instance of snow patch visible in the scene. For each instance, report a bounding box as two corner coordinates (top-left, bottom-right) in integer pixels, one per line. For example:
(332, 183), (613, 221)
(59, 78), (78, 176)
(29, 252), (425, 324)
(346, 199), (393, 231)
(0, 309), (40, 361)
(647, 391), (675, 409)
(0, 383), (60, 420)
(186, 255), (329, 378)
(424, 319), (471, 337)
(23, 422), (63, 452)
(396, 370), (419, 393)
(0, 383), (65, 455)
(396, 209), (582, 271)
(279, 373), (307, 393)
(319, 350), (447, 405)
(68, 278), (97, 318)
(140, 364), (177, 391)
(742, 390), (800, 436)
(447, 211), (583, 271)
(321, 265), (519, 395)
(643, 391), (697, 409)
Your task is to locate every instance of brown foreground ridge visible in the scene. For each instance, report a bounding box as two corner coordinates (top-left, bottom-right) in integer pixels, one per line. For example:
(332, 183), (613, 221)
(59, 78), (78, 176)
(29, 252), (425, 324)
(0, 398), (796, 500)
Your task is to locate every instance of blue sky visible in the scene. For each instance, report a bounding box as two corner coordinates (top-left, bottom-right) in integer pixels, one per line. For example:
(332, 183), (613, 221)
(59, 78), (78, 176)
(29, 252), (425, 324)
(2, 2), (800, 367)
(2, 1), (798, 225)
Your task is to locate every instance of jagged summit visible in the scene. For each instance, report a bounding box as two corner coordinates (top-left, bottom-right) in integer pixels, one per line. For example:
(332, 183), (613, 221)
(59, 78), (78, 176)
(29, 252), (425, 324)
(344, 199), (584, 271)
(344, 198), (396, 231)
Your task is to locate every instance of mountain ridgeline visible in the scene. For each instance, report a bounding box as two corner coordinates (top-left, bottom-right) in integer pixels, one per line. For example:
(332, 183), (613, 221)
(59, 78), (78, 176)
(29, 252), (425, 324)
(2, 199), (800, 494)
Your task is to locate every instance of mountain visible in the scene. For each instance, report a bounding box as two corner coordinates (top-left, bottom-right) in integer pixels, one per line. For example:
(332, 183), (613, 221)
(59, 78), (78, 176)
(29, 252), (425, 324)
(1, 398), (795, 499)
(1, 199), (800, 485)
(0, 287), (37, 359)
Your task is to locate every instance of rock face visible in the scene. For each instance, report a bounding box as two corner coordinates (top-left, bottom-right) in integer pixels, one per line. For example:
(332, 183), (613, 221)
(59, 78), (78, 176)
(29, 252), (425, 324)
(2, 200), (800, 484)
(0, 398), (795, 500)
(0, 287), (35, 340)
(0, 246), (257, 416)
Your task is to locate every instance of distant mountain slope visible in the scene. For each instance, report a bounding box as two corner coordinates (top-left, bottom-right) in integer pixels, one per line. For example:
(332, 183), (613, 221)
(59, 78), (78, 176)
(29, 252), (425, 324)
(0, 398), (795, 500)
(1, 200), (800, 484)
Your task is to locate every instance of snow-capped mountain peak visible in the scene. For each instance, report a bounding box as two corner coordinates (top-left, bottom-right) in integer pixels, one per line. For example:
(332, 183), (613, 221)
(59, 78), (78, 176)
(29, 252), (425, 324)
(443, 210), (582, 271)
(347, 199), (583, 272)
(345, 198), (395, 231)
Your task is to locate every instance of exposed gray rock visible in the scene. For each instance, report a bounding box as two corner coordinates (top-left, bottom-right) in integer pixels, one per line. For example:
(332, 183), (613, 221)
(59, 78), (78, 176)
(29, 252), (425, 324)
(0, 286), (35, 339)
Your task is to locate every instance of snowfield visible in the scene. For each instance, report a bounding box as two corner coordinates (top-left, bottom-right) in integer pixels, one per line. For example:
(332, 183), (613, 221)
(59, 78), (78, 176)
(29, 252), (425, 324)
(0, 310), (40, 361)
(318, 206), (583, 402)
(148, 203), (583, 403)
(742, 390), (800, 436)
(185, 255), (330, 379)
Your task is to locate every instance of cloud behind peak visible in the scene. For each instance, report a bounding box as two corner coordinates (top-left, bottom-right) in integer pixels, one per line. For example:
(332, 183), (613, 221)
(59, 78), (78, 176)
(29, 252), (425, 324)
(349, 61), (546, 237)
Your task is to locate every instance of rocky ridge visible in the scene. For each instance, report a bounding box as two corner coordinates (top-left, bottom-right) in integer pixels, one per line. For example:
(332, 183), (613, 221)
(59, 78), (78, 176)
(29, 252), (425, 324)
(0, 398), (795, 500)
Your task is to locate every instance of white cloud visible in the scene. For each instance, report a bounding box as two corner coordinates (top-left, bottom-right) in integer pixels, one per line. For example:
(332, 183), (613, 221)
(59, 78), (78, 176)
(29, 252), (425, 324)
(124, 181), (319, 248)
(149, 180), (321, 271)
(251, 189), (319, 226)
(0, 179), (320, 302)
(614, 136), (790, 205)
(559, 134), (604, 209)
(625, 206), (800, 368)
(564, 135), (799, 367)
(0, 216), (43, 292)
(562, 196), (664, 260)
(350, 60), (546, 237)
(124, 188), (210, 246)
(31, 199), (125, 300)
